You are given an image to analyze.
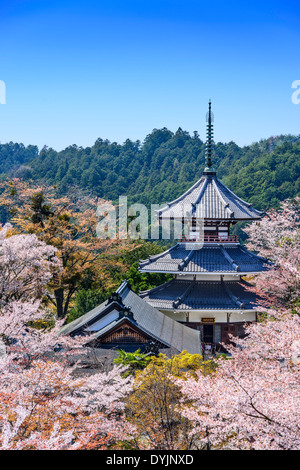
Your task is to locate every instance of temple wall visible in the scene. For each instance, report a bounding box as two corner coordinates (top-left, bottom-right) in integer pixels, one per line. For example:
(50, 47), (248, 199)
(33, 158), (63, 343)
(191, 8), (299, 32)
(175, 274), (242, 281)
(160, 309), (256, 324)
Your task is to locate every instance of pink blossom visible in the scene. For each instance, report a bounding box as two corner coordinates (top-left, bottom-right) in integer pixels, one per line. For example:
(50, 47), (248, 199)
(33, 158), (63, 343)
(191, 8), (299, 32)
(0, 223), (61, 306)
(178, 310), (300, 450)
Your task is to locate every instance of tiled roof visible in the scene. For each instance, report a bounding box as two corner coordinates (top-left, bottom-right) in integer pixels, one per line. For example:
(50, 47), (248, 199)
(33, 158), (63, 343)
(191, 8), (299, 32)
(139, 242), (269, 274)
(60, 281), (201, 355)
(139, 278), (259, 311)
(157, 169), (264, 221)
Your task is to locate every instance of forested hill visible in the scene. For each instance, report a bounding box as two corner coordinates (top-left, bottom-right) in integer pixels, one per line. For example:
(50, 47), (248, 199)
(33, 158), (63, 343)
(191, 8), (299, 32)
(0, 142), (38, 177)
(1, 129), (300, 211)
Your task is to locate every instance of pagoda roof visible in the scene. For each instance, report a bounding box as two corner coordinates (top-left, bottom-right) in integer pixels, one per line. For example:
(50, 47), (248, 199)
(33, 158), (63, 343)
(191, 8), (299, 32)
(157, 169), (264, 221)
(139, 242), (269, 275)
(60, 281), (201, 354)
(139, 278), (260, 311)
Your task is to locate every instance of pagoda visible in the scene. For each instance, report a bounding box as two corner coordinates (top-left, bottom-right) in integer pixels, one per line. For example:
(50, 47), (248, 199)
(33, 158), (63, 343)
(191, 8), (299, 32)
(138, 101), (268, 351)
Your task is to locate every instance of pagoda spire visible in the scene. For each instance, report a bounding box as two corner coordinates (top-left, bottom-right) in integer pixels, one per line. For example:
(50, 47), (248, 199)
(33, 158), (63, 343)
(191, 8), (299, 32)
(205, 99), (214, 170)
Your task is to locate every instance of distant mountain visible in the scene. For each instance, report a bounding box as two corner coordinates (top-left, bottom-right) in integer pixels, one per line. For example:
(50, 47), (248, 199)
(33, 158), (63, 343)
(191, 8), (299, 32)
(0, 142), (38, 179)
(1, 130), (300, 212)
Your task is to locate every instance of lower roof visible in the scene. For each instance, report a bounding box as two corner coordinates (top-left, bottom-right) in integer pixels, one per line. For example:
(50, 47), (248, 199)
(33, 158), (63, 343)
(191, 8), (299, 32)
(139, 278), (259, 311)
(139, 242), (269, 274)
(60, 281), (202, 355)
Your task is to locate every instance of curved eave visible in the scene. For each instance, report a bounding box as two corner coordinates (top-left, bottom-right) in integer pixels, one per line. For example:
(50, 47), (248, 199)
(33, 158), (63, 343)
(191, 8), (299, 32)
(160, 307), (257, 313)
(138, 242), (269, 275)
(157, 177), (206, 214)
(157, 215), (263, 221)
(139, 268), (265, 276)
(155, 172), (264, 222)
(140, 278), (261, 312)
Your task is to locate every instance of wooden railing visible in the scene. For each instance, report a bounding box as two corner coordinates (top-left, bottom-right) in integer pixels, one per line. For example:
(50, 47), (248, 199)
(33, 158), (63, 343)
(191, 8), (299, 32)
(179, 234), (238, 243)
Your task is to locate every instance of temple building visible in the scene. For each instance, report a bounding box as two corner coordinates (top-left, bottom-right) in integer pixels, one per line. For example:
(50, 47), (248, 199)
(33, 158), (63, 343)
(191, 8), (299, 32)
(60, 280), (202, 354)
(138, 101), (268, 351)
(61, 101), (268, 354)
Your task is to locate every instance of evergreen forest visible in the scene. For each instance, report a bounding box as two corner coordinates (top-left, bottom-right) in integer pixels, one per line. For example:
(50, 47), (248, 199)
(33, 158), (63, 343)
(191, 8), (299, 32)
(1, 129), (299, 212)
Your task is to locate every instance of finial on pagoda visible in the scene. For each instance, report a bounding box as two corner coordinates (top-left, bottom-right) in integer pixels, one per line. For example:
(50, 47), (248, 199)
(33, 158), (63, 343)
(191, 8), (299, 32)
(204, 100), (216, 174)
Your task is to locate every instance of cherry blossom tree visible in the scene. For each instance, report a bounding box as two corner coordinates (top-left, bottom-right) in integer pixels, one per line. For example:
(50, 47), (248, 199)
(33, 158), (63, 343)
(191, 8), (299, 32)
(0, 180), (132, 318)
(177, 309), (300, 450)
(0, 223), (61, 307)
(0, 297), (135, 450)
(0, 356), (134, 450)
(0, 225), (135, 450)
(175, 199), (300, 450)
(244, 197), (300, 306)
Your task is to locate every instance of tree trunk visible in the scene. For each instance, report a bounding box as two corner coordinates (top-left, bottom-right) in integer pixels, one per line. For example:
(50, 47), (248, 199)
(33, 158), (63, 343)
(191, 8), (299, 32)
(54, 287), (65, 319)
(63, 288), (76, 318)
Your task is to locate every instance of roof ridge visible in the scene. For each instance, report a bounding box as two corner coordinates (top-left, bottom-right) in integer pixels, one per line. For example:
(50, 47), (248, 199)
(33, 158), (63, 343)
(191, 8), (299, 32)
(156, 176), (205, 215)
(222, 279), (245, 309)
(239, 244), (269, 262)
(217, 178), (264, 217)
(220, 245), (240, 271)
(212, 178), (235, 218)
(115, 280), (131, 296)
(139, 244), (179, 266)
(139, 278), (175, 296)
(172, 279), (196, 308)
(178, 248), (195, 270)
(190, 177), (209, 216)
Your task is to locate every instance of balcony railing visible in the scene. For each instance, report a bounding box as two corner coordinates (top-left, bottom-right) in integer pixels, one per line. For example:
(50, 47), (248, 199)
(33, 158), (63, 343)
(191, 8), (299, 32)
(179, 234), (238, 243)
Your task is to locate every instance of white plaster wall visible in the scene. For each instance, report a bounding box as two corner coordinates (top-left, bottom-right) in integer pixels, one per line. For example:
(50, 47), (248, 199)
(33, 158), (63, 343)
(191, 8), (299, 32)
(160, 309), (256, 323)
(175, 273), (242, 281)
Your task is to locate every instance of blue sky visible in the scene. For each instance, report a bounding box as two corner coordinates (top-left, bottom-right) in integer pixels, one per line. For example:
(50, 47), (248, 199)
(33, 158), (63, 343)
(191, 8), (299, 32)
(0, 0), (300, 150)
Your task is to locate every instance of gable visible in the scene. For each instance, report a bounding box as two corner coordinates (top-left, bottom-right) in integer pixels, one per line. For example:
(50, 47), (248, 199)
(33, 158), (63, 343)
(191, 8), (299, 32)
(91, 318), (165, 349)
(60, 281), (202, 355)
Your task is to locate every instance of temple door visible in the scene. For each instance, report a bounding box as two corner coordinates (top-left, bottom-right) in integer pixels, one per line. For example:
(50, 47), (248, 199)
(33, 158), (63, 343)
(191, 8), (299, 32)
(221, 324), (237, 344)
(203, 324), (214, 343)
